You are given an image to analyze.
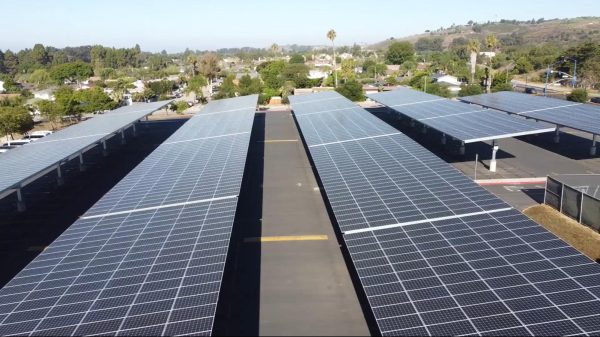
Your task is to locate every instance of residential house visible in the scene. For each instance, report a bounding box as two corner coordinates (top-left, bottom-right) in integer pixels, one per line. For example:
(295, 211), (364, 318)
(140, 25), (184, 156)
(0, 80), (4, 93)
(33, 89), (55, 101)
(432, 73), (463, 93)
(480, 52), (496, 59)
(339, 53), (353, 60)
(308, 70), (329, 80)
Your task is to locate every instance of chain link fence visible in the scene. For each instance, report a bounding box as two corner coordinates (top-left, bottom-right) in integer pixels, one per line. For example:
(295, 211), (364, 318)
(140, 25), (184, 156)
(545, 176), (600, 231)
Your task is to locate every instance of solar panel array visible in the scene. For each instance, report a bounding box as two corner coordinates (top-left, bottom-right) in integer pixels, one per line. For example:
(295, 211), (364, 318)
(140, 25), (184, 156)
(290, 91), (600, 336)
(369, 89), (555, 143)
(0, 95), (258, 336)
(0, 101), (171, 196)
(459, 91), (600, 135)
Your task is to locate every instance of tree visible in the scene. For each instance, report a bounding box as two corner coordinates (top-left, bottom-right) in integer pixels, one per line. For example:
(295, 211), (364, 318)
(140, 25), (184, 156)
(0, 106), (34, 139)
(458, 84), (484, 97)
(567, 88), (588, 103)
(3, 50), (19, 75)
(581, 55), (600, 89)
(270, 43), (280, 57)
(49, 62), (94, 84)
(28, 69), (53, 88)
(0, 50), (5, 73)
(289, 54), (305, 64)
(327, 29), (338, 87)
(282, 63), (311, 88)
(385, 41), (415, 65)
(73, 87), (117, 113)
(185, 74), (207, 100)
(31, 44), (49, 66)
(367, 63), (388, 81)
(54, 86), (81, 117)
(514, 56), (533, 74)
(214, 74), (237, 99)
(238, 74), (263, 96)
(468, 39), (480, 83)
(199, 53), (220, 97)
(335, 80), (364, 102)
(486, 34), (499, 52)
(341, 59), (356, 83)
(259, 60), (286, 89)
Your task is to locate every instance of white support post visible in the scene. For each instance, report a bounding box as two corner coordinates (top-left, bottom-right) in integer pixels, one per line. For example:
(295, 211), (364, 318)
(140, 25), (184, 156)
(590, 134), (597, 156)
(459, 142), (466, 156)
(57, 165), (64, 186)
(16, 188), (26, 212)
(554, 126), (561, 144)
(422, 125), (427, 134)
(441, 134), (447, 145)
(132, 124), (137, 138)
(490, 140), (499, 173)
(79, 153), (86, 172)
(102, 140), (108, 157)
(120, 129), (126, 145)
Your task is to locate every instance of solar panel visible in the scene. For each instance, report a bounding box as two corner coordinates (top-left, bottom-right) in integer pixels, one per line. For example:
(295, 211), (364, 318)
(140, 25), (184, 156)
(0, 101), (171, 197)
(460, 91), (600, 135)
(0, 95), (258, 336)
(369, 90), (554, 143)
(290, 91), (600, 336)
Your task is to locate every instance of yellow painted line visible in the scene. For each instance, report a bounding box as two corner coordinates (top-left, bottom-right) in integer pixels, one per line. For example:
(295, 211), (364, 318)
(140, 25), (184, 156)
(260, 139), (298, 143)
(244, 235), (328, 243)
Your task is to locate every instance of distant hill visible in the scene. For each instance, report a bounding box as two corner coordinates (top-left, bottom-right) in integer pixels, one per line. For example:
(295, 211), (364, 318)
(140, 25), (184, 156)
(370, 17), (600, 50)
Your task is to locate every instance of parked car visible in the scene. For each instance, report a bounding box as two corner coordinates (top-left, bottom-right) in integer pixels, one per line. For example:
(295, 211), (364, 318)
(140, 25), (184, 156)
(31, 130), (53, 137)
(2, 139), (32, 147)
(591, 97), (600, 104)
(0, 145), (15, 153)
(525, 87), (538, 94)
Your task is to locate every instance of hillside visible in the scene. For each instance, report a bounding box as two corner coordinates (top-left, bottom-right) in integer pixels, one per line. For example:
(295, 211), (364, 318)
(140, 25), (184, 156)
(371, 17), (600, 50)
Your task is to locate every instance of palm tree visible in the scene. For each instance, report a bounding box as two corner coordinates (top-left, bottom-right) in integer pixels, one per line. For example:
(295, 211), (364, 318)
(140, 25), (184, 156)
(486, 34), (499, 52)
(187, 55), (199, 77)
(270, 43), (279, 58)
(468, 39), (480, 84)
(199, 53), (220, 97)
(327, 29), (338, 88)
(485, 34), (499, 93)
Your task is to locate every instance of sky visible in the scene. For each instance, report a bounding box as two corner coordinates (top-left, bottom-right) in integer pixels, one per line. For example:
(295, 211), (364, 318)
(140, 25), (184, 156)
(1, 0), (598, 52)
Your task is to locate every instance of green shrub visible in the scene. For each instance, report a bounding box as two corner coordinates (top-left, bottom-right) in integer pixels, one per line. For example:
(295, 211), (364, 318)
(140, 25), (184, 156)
(458, 84), (484, 97)
(335, 80), (365, 102)
(567, 88), (588, 103)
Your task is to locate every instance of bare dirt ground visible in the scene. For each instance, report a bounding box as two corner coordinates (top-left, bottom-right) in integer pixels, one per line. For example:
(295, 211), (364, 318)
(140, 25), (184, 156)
(524, 205), (600, 261)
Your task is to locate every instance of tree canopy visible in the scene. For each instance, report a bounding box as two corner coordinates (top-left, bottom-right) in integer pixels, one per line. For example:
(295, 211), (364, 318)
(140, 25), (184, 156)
(0, 106), (34, 139)
(385, 42), (415, 65)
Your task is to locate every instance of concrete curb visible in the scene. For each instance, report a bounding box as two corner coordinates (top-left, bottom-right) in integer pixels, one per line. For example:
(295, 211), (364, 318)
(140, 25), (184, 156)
(476, 177), (548, 186)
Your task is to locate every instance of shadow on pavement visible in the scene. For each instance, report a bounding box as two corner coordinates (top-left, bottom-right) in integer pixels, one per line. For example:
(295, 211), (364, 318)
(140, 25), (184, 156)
(0, 120), (186, 288)
(214, 114), (265, 336)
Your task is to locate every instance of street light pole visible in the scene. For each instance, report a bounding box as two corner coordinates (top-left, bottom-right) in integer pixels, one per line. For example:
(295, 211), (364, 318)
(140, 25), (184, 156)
(544, 65), (550, 97)
(572, 59), (577, 88)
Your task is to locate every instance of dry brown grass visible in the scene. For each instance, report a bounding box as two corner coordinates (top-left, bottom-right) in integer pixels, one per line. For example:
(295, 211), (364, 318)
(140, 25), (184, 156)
(524, 205), (600, 261)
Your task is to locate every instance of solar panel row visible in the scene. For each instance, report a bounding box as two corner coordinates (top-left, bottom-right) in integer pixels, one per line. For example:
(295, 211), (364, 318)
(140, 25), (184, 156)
(0, 101), (172, 196)
(290, 91), (600, 336)
(0, 95), (258, 336)
(459, 91), (600, 136)
(368, 89), (555, 143)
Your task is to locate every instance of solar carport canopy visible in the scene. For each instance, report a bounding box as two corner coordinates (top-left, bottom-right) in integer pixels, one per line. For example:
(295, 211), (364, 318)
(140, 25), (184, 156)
(460, 91), (600, 135)
(0, 101), (171, 197)
(0, 95), (258, 336)
(291, 91), (600, 336)
(369, 88), (555, 143)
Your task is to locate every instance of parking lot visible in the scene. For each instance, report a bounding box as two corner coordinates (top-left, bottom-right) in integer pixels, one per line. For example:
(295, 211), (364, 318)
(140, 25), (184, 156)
(367, 106), (600, 211)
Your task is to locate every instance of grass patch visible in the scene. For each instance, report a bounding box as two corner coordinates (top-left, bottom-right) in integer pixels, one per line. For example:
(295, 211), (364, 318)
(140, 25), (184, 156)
(524, 205), (600, 261)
